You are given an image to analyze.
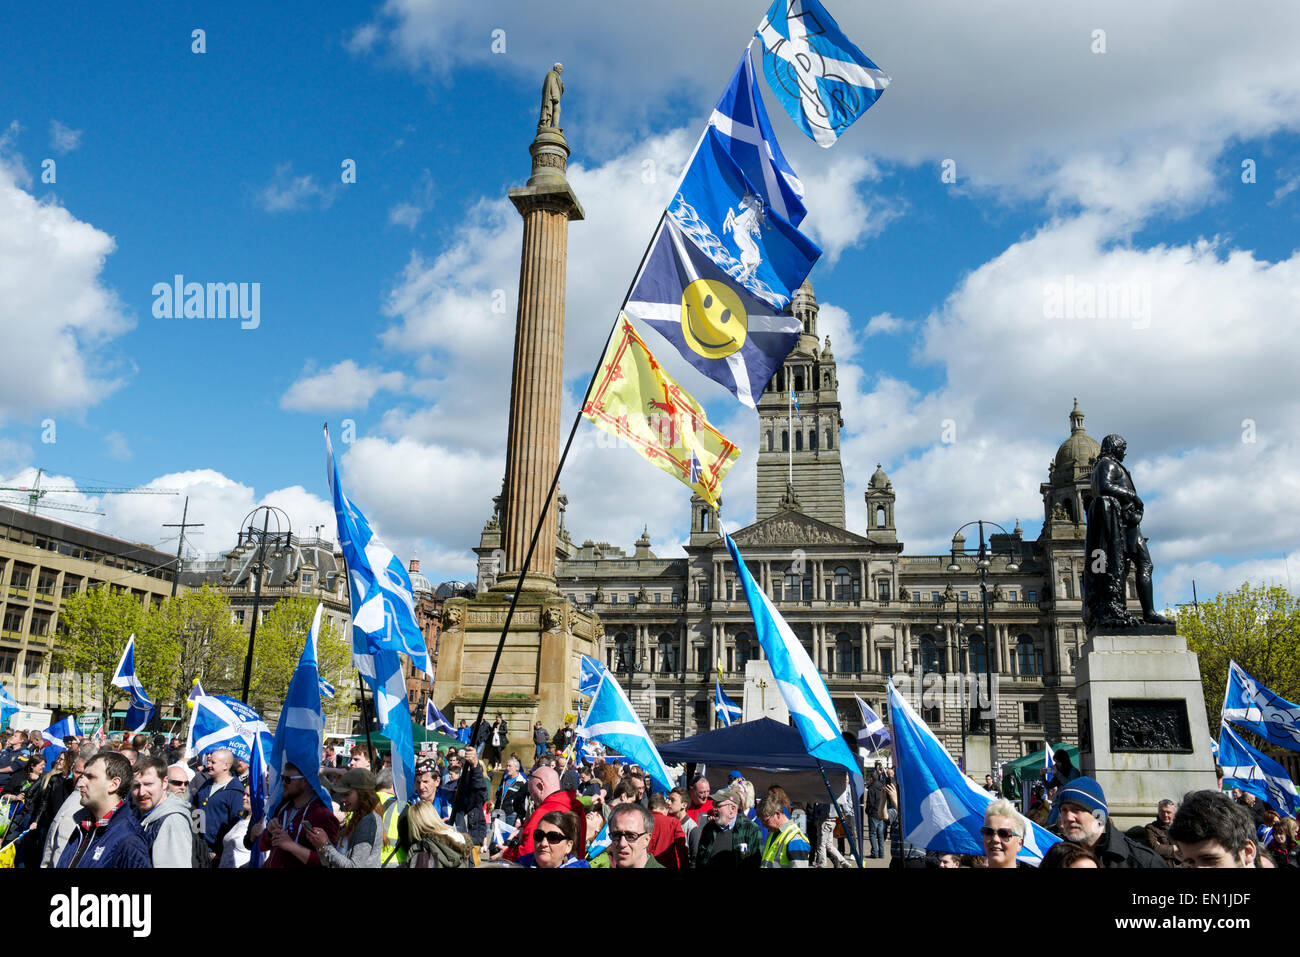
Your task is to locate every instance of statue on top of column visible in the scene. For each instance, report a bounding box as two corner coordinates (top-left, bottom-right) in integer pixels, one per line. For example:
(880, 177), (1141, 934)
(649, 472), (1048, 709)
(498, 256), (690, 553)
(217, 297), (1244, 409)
(539, 63), (564, 130)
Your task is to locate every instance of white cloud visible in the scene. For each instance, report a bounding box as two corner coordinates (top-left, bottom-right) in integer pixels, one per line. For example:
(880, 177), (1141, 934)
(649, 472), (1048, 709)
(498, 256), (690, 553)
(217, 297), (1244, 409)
(863, 311), (904, 338)
(48, 120), (82, 155)
(103, 431), (131, 461)
(256, 162), (339, 213)
(280, 360), (406, 413)
(387, 168), (437, 230)
(388, 202), (422, 229)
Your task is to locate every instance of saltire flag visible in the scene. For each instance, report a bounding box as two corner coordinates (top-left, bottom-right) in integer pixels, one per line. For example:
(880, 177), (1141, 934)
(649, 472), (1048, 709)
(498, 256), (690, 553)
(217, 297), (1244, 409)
(1217, 721), (1300, 818)
(186, 678), (206, 709)
(318, 677), (336, 699)
(183, 694), (273, 766)
(705, 40), (807, 226)
(579, 654), (608, 698)
(111, 634), (155, 732)
(723, 530), (860, 783)
(42, 715), (83, 765)
(755, 0), (891, 148)
(714, 681), (742, 727)
(326, 423), (422, 801)
(578, 660), (675, 793)
(668, 126), (820, 311)
(1043, 741), (1055, 782)
(582, 314), (740, 506)
(425, 699), (455, 735)
(1221, 660), (1300, 752)
(625, 217), (802, 411)
(854, 694), (890, 753)
(266, 604), (334, 818)
(490, 816), (518, 849)
(0, 683), (19, 731)
(887, 681), (1059, 864)
(586, 817), (611, 860)
(568, 701), (588, 764)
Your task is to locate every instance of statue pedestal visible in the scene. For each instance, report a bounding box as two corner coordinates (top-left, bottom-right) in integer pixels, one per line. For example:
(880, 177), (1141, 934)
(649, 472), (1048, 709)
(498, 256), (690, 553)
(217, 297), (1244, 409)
(742, 660), (789, 723)
(435, 593), (599, 762)
(1074, 632), (1218, 830)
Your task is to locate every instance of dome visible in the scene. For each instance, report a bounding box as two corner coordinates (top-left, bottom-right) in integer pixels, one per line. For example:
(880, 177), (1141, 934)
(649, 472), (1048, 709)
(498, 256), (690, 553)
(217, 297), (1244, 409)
(868, 463), (891, 490)
(1053, 398), (1099, 478)
(435, 580), (473, 599)
(407, 558), (432, 597)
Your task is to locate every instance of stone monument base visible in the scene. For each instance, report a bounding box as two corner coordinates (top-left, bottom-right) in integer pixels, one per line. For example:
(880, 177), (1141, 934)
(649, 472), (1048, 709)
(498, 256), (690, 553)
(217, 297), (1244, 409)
(1075, 632), (1217, 830)
(435, 589), (600, 763)
(742, 660), (789, 723)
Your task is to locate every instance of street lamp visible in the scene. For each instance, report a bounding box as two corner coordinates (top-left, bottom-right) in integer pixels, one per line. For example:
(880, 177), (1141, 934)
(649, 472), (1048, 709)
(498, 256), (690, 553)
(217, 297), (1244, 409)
(946, 520), (1019, 782)
(238, 506), (292, 703)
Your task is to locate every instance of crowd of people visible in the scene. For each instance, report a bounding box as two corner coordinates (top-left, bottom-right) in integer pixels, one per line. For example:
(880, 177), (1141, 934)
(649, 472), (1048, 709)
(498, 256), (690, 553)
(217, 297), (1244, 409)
(0, 726), (1292, 871)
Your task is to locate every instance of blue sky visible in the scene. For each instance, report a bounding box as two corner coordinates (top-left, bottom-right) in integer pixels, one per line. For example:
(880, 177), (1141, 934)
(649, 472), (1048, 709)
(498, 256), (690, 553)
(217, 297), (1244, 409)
(1, 1), (1298, 608)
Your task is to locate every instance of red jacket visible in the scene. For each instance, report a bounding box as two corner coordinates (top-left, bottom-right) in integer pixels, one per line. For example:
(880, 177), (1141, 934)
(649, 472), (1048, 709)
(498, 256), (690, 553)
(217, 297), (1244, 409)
(258, 797), (340, 868)
(685, 799), (714, 825)
(505, 789), (587, 861)
(649, 811), (687, 869)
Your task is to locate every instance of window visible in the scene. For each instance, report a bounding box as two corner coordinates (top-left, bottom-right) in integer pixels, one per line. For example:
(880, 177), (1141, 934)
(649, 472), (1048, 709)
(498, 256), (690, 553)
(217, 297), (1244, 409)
(968, 637), (987, 675)
(794, 372), (805, 391)
(922, 705), (941, 724)
(609, 593), (617, 604)
(725, 579), (735, 602)
(931, 591), (940, 603)
(919, 636), (939, 675)
(826, 429), (833, 450)
(877, 580), (890, 601)
(10, 564), (32, 589)
(615, 634), (632, 673)
(835, 633), (861, 674)
(586, 594), (594, 604)
(1008, 590), (1017, 602)
(833, 566), (854, 601)
(802, 574), (813, 601)
(879, 648), (893, 675)
(655, 697), (670, 721)
(1028, 590), (1037, 602)
(2, 609), (23, 634)
(658, 634), (677, 673)
(875, 506), (886, 528)
(654, 593), (661, 603)
(960, 591), (969, 602)
(695, 647), (709, 674)
(694, 699), (710, 724)
(300, 572), (314, 595)
(0, 652), (17, 675)
(794, 430), (803, 452)
(1022, 702), (1041, 725)
(782, 431), (789, 452)
(36, 571), (57, 597)
(772, 578), (782, 601)
(736, 633), (759, 669)
(61, 576), (82, 599)
(1017, 636), (1043, 676)
(912, 591), (921, 602)
(766, 431), (773, 452)
(701, 509), (711, 531)
(809, 429), (818, 451)
(30, 612), (50, 638)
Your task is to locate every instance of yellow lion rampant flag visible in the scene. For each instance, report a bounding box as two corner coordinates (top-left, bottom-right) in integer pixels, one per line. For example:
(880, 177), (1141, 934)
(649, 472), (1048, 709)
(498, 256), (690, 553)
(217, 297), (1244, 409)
(584, 315), (740, 506)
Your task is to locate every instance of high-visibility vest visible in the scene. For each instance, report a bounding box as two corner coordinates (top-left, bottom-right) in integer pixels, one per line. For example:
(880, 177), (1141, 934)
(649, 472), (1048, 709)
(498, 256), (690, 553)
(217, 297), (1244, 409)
(761, 821), (807, 868)
(380, 796), (406, 866)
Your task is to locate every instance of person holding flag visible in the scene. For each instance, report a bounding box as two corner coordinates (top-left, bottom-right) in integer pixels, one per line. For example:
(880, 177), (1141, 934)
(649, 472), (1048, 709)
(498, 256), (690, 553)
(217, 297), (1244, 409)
(111, 634), (155, 733)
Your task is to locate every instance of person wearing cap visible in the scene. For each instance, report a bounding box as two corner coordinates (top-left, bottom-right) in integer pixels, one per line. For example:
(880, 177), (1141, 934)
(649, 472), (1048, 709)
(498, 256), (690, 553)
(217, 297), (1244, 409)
(694, 784), (762, 869)
(757, 787), (811, 869)
(1051, 776), (1165, 868)
(305, 768), (382, 868)
(250, 761), (340, 868)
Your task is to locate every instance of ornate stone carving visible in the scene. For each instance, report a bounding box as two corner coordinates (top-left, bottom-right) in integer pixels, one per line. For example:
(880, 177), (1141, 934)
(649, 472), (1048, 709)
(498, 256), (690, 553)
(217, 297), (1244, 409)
(542, 605), (565, 632)
(1108, 699), (1193, 753)
(442, 604), (464, 629)
(733, 516), (861, 547)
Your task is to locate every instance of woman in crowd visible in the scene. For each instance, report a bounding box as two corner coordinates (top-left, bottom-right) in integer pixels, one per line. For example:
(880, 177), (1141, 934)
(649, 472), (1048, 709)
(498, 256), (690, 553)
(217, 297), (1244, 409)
(981, 799), (1029, 869)
(1040, 840), (1099, 868)
(484, 714), (508, 771)
(406, 799), (471, 868)
(595, 762), (620, 803)
(221, 787), (253, 868)
(306, 768), (382, 868)
(1266, 816), (1298, 868)
(514, 810), (588, 868)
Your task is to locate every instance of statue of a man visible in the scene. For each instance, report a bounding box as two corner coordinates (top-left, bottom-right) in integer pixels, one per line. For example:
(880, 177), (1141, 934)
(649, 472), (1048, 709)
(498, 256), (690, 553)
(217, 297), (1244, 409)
(1081, 434), (1172, 629)
(539, 62), (564, 129)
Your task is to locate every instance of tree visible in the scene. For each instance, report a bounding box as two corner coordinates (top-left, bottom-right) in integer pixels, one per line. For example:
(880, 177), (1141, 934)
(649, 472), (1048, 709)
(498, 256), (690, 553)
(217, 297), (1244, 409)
(244, 597), (354, 727)
(145, 587), (245, 713)
(1178, 582), (1300, 752)
(55, 586), (168, 719)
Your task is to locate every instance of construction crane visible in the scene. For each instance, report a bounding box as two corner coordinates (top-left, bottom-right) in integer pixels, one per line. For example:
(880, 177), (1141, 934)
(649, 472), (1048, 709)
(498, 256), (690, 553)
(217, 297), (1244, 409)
(0, 468), (179, 517)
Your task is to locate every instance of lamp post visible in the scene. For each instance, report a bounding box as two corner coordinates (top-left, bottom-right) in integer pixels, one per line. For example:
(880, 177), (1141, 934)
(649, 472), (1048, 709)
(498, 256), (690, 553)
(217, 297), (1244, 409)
(946, 520), (1019, 782)
(238, 506), (292, 703)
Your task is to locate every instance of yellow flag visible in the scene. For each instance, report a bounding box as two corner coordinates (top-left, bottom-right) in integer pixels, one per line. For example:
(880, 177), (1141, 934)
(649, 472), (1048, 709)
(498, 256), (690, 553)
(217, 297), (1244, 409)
(584, 314), (740, 505)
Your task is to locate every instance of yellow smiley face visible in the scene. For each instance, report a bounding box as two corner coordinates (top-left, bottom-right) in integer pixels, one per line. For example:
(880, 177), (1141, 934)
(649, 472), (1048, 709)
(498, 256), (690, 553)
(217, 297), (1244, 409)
(680, 279), (747, 359)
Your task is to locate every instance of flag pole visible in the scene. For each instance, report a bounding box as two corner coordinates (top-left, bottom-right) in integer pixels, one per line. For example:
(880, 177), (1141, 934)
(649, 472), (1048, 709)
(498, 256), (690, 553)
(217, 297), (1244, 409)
(459, 211), (670, 813)
(356, 668), (378, 772)
(815, 757), (863, 868)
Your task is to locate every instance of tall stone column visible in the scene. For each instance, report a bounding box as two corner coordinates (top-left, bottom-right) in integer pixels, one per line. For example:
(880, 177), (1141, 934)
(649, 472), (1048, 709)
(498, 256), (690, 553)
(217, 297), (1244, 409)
(495, 127), (584, 595)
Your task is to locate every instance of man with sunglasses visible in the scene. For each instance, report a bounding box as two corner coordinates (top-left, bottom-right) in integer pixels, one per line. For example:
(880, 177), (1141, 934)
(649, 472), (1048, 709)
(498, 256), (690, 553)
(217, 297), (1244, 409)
(248, 762), (339, 867)
(607, 804), (662, 869)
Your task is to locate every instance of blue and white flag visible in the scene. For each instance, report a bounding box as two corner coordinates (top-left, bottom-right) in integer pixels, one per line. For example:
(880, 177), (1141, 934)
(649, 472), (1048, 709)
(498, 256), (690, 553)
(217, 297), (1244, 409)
(0, 683), (20, 731)
(854, 693), (890, 753)
(186, 679), (206, 708)
(625, 217), (802, 410)
(886, 681), (1059, 864)
(578, 663), (675, 793)
(790, 388), (799, 413)
(184, 694), (273, 766)
(318, 677), (336, 699)
(266, 604), (333, 816)
(325, 424), (431, 676)
(578, 654), (609, 698)
(755, 0), (891, 148)
(723, 531), (861, 783)
(715, 682), (742, 727)
(706, 41), (807, 226)
(425, 699), (454, 736)
(668, 126), (820, 311)
(490, 816), (518, 849)
(42, 715), (82, 751)
(1218, 721), (1300, 818)
(586, 818), (611, 860)
(1222, 660), (1300, 752)
(112, 634), (155, 732)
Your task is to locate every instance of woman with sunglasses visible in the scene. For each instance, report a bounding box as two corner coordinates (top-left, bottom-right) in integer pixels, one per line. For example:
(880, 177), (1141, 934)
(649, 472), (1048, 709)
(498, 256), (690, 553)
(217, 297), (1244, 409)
(514, 810), (588, 868)
(981, 799), (1030, 868)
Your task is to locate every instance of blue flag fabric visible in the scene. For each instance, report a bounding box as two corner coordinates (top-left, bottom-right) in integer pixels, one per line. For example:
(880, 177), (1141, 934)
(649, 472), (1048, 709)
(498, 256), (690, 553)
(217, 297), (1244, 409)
(184, 695), (273, 765)
(887, 682), (1059, 863)
(317, 677), (336, 699)
(669, 126), (820, 311)
(854, 693), (890, 753)
(578, 654), (608, 698)
(723, 531), (860, 782)
(1222, 660), (1300, 752)
(1218, 721), (1299, 817)
(714, 682), (742, 727)
(586, 818), (611, 860)
(425, 699), (454, 736)
(578, 665), (674, 793)
(0, 683), (19, 730)
(42, 716), (83, 765)
(755, 0), (891, 148)
(267, 603), (333, 815)
(707, 41), (807, 226)
(112, 634), (155, 732)
(625, 217), (802, 410)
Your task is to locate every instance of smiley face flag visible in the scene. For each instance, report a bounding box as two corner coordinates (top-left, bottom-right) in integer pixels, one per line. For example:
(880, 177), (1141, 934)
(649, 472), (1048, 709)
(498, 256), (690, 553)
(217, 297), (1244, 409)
(583, 315), (740, 506)
(625, 216), (808, 410)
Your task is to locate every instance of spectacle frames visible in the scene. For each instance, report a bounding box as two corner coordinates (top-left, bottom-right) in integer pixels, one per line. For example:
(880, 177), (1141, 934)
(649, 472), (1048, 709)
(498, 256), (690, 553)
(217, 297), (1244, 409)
(980, 826), (1021, 841)
(281, 773), (304, 782)
(608, 830), (646, 845)
(532, 829), (569, 846)
(166, 779), (188, 788)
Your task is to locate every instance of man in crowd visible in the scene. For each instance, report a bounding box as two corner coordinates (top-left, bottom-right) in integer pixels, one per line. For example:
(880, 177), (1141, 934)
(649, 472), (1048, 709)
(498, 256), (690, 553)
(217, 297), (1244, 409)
(166, 764), (192, 799)
(0, 729), (31, 791)
(865, 764), (888, 859)
(249, 761), (339, 867)
(504, 764), (587, 861)
(757, 787), (811, 868)
(685, 774), (713, 824)
(646, 792), (688, 868)
(1053, 777), (1165, 868)
(57, 752), (151, 868)
(1143, 798), (1182, 864)
(195, 748), (245, 866)
(451, 745), (489, 844)
(349, 743), (376, 770)
(576, 763), (601, 799)
(42, 748), (93, 867)
(695, 784), (761, 869)
(555, 753), (579, 791)
(132, 756), (195, 867)
(607, 804), (660, 869)
(496, 757), (528, 826)
(1169, 789), (1259, 868)
(666, 787), (700, 864)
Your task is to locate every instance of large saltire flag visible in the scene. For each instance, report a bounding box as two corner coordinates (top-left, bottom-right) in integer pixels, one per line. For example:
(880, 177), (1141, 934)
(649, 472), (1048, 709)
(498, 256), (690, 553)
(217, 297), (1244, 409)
(582, 314), (740, 506)
(887, 682), (1060, 864)
(854, 693), (890, 754)
(578, 655), (608, 698)
(578, 662), (675, 793)
(1222, 660), (1300, 752)
(723, 530), (860, 782)
(0, 682), (19, 731)
(266, 604), (333, 816)
(755, 0), (891, 148)
(184, 694), (273, 833)
(111, 634), (155, 733)
(625, 218), (802, 411)
(1218, 721), (1299, 818)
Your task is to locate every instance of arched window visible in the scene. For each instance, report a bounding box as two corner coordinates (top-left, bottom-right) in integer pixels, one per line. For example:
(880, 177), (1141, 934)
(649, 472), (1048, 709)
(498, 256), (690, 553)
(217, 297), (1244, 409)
(875, 505), (886, 528)
(615, 633), (632, 674)
(1017, 635), (1041, 676)
(776, 369), (784, 392)
(795, 371), (805, 391)
(809, 429), (817, 451)
(833, 565), (858, 601)
(835, 632), (861, 674)
(658, 633), (677, 673)
(919, 635), (939, 674)
(782, 431), (789, 452)
(794, 430), (803, 452)
(701, 509), (710, 531)
(968, 636), (988, 675)
(736, 632), (759, 669)
(823, 370), (832, 388)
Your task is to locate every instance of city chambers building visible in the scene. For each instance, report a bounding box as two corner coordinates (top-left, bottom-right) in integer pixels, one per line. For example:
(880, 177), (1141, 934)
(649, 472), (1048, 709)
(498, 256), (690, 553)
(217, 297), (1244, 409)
(475, 282), (1109, 765)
